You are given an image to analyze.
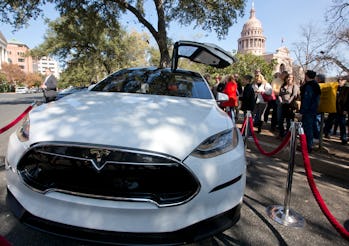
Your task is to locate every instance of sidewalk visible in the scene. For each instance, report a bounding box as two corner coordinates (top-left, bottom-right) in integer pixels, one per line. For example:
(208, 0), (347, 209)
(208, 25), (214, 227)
(236, 118), (349, 182)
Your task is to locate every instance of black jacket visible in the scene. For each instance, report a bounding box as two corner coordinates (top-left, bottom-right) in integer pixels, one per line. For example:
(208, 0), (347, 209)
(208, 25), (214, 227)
(241, 84), (256, 112)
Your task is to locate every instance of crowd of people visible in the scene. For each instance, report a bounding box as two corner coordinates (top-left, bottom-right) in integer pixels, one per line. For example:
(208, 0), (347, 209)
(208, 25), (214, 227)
(206, 69), (349, 153)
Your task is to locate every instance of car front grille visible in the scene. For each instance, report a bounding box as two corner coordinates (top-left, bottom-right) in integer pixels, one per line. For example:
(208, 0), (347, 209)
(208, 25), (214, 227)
(17, 142), (200, 207)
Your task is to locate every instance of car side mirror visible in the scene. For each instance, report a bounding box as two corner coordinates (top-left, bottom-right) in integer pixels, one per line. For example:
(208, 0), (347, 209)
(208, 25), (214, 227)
(216, 92), (229, 102)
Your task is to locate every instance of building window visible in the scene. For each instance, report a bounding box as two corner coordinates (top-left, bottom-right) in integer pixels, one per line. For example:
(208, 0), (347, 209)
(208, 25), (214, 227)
(280, 64), (285, 72)
(19, 65), (25, 69)
(18, 58), (25, 62)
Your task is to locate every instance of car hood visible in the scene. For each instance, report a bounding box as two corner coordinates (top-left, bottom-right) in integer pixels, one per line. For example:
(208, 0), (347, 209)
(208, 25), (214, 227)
(28, 92), (232, 160)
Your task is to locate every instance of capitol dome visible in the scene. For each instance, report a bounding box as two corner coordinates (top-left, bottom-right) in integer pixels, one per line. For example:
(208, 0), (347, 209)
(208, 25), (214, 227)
(242, 9), (262, 30)
(237, 3), (266, 55)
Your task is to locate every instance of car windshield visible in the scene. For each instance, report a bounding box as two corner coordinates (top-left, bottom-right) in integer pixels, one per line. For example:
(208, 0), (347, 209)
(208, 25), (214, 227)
(91, 68), (213, 99)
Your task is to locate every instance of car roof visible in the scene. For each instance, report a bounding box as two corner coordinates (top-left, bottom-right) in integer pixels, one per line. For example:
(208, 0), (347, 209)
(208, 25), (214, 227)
(171, 40), (237, 71)
(121, 67), (202, 76)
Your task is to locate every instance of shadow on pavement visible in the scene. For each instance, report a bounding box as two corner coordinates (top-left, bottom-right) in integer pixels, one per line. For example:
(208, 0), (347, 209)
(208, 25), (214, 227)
(243, 195), (287, 246)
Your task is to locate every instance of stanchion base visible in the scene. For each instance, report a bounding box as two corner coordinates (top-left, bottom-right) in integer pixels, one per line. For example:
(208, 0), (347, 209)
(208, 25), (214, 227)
(266, 205), (305, 228)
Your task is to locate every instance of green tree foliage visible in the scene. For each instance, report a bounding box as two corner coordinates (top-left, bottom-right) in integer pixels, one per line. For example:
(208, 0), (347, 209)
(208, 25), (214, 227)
(58, 63), (93, 88)
(0, 72), (11, 92)
(0, 0), (246, 67)
(30, 8), (129, 75)
(204, 53), (277, 85)
(30, 9), (152, 87)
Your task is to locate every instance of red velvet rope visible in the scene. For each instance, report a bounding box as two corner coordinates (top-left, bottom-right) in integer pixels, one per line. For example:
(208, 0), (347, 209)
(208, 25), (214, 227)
(240, 117), (247, 134)
(248, 117), (291, 156)
(0, 236), (11, 246)
(0, 105), (33, 134)
(299, 133), (349, 240)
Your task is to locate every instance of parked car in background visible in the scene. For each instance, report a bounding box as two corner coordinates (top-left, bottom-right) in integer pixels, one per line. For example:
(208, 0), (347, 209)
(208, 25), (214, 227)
(28, 87), (40, 93)
(6, 41), (245, 245)
(15, 87), (29, 94)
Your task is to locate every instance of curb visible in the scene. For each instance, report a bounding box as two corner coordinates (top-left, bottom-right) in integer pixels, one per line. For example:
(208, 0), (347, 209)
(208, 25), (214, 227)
(246, 139), (349, 182)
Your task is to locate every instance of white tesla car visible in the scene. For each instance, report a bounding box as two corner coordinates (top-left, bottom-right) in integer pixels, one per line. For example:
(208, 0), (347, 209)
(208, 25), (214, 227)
(6, 41), (246, 245)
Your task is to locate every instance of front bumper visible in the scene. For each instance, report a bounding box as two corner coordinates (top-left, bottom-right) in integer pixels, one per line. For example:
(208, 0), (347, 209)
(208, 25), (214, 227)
(7, 188), (241, 245)
(6, 131), (246, 244)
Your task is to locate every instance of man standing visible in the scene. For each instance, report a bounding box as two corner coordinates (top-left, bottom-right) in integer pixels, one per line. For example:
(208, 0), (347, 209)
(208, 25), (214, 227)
(300, 70), (321, 153)
(41, 68), (57, 102)
(313, 73), (326, 139)
(336, 76), (349, 144)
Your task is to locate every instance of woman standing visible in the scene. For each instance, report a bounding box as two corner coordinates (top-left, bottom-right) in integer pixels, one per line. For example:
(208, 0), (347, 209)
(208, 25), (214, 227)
(221, 75), (238, 120)
(241, 74), (256, 115)
(278, 74), (299, 138)
(252, 70), (272, 133)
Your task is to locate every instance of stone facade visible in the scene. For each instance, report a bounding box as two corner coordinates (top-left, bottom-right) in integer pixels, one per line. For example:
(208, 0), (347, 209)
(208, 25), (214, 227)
(7, 39), (34, 73)
(0, 31), (8, 70)
(237, 3), (293, 74)
(264, 46), (293, 75)
(237, 3), (266, 55)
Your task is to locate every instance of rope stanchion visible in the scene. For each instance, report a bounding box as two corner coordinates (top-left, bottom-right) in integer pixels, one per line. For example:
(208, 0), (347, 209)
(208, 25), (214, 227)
(266, 122), (305, 227)
(0, 104), (33, 134)
(248, 117), (291, 156)
(299, 130), (349, 240)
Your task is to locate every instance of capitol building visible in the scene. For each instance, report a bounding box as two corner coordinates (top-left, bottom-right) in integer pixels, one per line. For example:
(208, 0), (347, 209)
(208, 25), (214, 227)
(237, 3), (293, 74)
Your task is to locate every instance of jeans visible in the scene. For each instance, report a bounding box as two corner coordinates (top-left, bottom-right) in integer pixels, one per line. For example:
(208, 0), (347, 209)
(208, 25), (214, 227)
(302, 114), (316, 152)
(279, 104), (295, 137)
(324, 113), (337, 135)
(253, 103), (267, 127)
(276, 100), (282, 128)
(338, 114), (348, 143)
(313, 113), (321, 139)
(263, 100), (278, 128)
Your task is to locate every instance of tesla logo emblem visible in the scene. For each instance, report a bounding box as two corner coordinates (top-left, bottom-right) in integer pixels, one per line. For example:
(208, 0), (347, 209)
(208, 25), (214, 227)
(90, 149), (111, 170)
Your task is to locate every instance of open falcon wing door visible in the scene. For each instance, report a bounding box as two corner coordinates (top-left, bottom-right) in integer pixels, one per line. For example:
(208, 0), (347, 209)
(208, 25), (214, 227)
(171, 40), (237, 71)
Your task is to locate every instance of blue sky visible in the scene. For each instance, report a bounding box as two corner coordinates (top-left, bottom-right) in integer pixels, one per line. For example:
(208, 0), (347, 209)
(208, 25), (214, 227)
(1, 0), (332, 56)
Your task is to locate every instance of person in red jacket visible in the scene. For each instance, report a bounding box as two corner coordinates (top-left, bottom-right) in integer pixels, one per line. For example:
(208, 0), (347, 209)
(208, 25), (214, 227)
(221, 75), (238, 120)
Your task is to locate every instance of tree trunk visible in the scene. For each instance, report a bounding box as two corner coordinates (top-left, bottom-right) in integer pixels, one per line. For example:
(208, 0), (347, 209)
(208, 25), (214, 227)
(157, 36), (171, 68)
(117, 0), (171, 68)
(154, 0), (171, 68)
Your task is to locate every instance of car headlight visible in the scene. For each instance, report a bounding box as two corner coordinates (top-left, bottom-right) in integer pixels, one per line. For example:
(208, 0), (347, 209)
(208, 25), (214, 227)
(17, 117), (30, 142)
(191, 128), (239, 158)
